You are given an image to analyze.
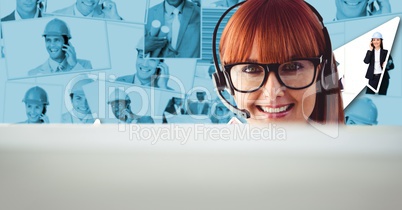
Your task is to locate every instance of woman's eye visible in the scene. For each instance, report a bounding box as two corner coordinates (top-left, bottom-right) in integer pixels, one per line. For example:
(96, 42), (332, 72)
(282, 62), (304, 71)
(242, 65), (263, 73)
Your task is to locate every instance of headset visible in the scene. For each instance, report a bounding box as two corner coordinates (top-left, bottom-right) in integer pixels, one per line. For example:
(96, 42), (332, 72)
(212, 0), (337, 119)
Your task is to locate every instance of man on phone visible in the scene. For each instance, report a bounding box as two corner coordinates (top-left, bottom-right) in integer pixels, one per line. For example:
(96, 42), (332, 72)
(116, 40), (173, 90)
(334, 0), (391, 20)
(20, 86), (50, 124)
(108, 88), (154, 124)
(1, 0), (44, 22)
(28, 18), (92, 76)
(52, 0), (122, 20)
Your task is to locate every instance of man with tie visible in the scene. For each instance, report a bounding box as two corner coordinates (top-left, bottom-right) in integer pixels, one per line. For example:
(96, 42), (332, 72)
(144, 0), (200, 58)
(28, 18), (92, 76)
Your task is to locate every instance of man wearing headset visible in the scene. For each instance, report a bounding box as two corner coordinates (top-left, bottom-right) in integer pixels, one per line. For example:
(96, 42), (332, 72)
(1, 0), (44, 21)
(52, 0), (122, 20)
(28, 18), (92, 76)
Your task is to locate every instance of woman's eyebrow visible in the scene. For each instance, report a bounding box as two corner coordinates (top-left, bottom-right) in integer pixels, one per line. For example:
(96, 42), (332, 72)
(243, 59), (259, 63)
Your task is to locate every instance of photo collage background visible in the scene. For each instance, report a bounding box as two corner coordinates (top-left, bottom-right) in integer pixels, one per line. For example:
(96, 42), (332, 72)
(0, 0), (402, 125)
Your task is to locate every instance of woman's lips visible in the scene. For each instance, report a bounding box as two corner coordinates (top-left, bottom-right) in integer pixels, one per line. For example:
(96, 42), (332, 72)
(256, 104), (294, 118)
(343, 1), (361, 6)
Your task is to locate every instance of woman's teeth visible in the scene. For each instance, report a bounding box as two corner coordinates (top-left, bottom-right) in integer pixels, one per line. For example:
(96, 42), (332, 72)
(260, 105), (290, 113)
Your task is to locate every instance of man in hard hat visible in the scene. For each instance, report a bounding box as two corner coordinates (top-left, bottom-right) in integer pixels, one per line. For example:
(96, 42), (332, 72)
(345, 97), (378, 125)
(1, 0), (45, 22)
(61, 78), (95, 124)
(107, 88), (154, 124)
(53, 0), (122, 20)
(116, 39), (173, 90)
(116, 38), (172, 90)
(334, 0), (391, 21)
(20, 86), (50, 123)
(145, 0), (200, 58)
(28, 18), (92, 76)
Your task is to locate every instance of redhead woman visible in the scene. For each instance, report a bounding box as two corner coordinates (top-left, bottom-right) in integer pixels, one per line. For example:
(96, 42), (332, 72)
(213, 0), (344, 124)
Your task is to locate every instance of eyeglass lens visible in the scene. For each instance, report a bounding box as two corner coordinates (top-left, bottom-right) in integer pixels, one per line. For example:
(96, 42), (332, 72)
(229, 60), (316, 91)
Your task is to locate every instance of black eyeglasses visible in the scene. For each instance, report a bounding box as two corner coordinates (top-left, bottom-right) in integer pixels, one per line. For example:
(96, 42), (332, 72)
(224, 56), (323, 93)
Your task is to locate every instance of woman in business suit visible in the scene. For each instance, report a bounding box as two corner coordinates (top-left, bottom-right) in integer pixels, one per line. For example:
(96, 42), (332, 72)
(364, 32), (394, 95)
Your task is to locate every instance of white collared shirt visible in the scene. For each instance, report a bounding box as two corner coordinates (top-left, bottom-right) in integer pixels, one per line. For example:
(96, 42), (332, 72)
(374, 49), (382, 74)
(174, 104), (182, 115)
(164, 1), (184, 41)
(48, 58), (68, 73)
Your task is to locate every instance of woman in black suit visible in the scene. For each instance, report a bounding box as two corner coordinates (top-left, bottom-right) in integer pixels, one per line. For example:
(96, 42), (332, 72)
(364, 32), (394, 95)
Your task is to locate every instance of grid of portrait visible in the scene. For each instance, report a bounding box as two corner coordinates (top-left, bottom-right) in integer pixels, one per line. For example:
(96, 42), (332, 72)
(0, 0), (239, 124)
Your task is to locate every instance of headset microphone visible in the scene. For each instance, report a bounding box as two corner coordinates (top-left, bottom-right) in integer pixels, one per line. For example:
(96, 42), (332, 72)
(212, 1), (250, 119)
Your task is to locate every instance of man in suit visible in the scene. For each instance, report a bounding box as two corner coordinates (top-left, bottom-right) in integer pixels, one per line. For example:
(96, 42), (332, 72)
(1, 0), (44, 22)
(115, 46), (173, 90)
(165, 97), (186, 115)
(52, 0), (122, 20)
(187, 91), (210, 115)
(108, 88), (154, 124)
(28, 18), (92, 76)
(162, 97), (186, 123)
(145, 0), (200, 58)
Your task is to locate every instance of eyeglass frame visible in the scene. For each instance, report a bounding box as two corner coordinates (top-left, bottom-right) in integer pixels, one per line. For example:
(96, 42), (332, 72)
(223, 55), (324, 93)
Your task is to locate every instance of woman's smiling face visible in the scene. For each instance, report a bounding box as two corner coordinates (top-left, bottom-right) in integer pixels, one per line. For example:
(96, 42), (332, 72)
(232, 45), (317, 124)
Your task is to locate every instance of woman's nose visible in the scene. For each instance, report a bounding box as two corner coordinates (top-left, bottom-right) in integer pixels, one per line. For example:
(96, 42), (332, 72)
(261, 72), (285, 100)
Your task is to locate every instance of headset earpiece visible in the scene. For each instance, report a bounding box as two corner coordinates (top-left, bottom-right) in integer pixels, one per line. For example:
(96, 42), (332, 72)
(305, 2), (338, 91)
